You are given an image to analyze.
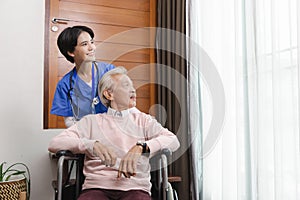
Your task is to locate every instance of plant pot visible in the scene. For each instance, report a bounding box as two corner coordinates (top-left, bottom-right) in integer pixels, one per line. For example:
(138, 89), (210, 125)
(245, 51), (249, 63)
(0, 178), (27, 200)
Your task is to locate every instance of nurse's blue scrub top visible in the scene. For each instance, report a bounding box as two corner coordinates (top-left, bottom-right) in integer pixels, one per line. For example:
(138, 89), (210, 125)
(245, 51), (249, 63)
(50, 62), (115, 120)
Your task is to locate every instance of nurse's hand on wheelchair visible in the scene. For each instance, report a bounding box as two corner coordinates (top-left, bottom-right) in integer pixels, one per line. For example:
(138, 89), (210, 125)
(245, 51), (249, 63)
(93, 141), (143, 178)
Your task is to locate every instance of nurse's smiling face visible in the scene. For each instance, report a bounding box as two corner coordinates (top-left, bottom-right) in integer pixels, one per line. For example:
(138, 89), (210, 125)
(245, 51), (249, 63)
(68, 31), (96, 65)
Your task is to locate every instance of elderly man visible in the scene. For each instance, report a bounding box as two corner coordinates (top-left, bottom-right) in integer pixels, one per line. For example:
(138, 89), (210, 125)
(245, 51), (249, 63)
(48, 67), (180, 200)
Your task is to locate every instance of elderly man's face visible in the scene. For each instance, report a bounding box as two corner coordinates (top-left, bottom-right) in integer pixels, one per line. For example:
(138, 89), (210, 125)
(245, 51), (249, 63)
(110, 74), (136, 110)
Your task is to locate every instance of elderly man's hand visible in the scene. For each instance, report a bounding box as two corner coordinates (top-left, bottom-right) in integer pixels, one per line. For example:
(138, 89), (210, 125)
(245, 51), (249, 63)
(117, 145), (143, 178)
(93, 141), (117, 167)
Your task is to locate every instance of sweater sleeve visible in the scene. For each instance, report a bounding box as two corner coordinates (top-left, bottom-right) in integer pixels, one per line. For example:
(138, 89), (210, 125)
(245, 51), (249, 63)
(48, 116), (96, 157)
(143, 114), (180, 157)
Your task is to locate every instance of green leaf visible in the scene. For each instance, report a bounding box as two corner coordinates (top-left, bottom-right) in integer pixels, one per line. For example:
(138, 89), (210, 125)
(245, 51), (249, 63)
(0, 162), (5, 181)
(4, 170), (25, 181)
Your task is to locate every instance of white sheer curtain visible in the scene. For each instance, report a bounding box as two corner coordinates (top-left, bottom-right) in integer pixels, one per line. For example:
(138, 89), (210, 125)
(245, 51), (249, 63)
(188, 0), (300, 199)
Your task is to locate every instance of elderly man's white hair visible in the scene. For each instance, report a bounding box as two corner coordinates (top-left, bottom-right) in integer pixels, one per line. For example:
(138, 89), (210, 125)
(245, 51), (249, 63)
(98, 66), (128, 107)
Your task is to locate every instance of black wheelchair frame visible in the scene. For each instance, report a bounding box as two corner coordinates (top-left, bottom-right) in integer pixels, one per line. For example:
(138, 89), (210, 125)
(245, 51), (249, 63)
(51, 149), (179, 200)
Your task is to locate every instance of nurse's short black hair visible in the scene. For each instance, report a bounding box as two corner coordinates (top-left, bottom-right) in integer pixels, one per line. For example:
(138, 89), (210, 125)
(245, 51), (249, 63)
(57, 25), (94, 63)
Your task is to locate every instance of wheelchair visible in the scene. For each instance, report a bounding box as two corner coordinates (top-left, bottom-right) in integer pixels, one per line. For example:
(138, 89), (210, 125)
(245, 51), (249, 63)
(50, 149), (179, 200)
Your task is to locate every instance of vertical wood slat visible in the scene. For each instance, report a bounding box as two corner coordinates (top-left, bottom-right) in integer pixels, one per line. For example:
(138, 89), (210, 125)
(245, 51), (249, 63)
(149, 0), (157, 109)
(46, 0), (60, 128)
(44, 0), (51, 129)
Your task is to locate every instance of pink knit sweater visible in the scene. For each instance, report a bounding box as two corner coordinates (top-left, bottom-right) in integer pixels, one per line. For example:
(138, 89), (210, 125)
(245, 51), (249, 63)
(48, 108), (180, 194)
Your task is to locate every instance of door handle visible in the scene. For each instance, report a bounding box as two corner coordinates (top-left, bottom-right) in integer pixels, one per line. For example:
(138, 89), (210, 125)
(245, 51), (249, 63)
(52, 17), (70, 24)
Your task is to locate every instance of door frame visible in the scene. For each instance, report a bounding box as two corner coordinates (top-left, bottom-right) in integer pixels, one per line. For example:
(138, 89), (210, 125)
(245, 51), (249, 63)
(43, 0), (157, 129)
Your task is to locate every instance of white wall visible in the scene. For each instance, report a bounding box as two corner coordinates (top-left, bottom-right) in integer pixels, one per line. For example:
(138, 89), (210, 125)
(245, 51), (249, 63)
(0, 1), (59, 199)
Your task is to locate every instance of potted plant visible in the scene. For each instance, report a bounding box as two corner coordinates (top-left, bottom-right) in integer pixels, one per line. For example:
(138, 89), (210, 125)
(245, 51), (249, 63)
(0, 162), (30, 200)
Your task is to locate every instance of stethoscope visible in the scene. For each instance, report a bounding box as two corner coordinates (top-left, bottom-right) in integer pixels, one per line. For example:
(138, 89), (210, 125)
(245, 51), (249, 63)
(67, 61), (100, 120)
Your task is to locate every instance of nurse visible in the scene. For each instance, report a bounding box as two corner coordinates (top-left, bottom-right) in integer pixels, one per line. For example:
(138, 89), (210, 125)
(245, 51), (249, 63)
(51, 25), (115, 127)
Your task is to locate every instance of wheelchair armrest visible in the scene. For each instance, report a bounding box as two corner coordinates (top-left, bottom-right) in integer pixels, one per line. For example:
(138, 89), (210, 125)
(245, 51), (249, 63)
(54, 150), (84, 159)
(55, 150), (76, 158)
(161, 148), (172, 157)
(53, 150), (84, 200)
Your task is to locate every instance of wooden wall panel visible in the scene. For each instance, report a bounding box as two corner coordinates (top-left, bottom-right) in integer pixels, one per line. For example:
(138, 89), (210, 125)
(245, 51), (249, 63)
(58, 22), (150, 46)
(136, 98), (150, 113)
(59, 2), (149, 27)
(95, 45), (150, 63)
(61, 0), (150, 11)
